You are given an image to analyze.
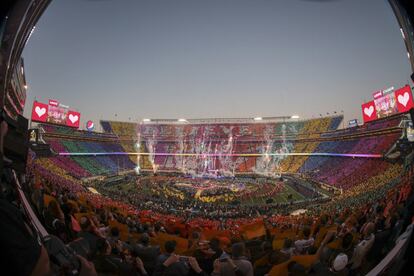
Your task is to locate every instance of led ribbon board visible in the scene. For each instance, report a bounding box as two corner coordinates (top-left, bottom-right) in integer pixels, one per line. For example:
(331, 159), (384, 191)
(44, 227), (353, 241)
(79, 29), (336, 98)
(58, 152), (383, 158)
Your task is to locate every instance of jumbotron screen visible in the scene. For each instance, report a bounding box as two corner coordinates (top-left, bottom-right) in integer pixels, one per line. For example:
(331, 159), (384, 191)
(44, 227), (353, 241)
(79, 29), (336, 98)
(31, 100), (81, 128)
(361, 85), (414, 123)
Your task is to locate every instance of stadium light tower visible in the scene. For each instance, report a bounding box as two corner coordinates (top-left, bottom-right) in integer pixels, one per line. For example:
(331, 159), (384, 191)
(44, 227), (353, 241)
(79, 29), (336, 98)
(253, 117), (263, 121)
(291, 115), (300, 119)
(178, 118), (188, 122)
(142, 118), (151, 122)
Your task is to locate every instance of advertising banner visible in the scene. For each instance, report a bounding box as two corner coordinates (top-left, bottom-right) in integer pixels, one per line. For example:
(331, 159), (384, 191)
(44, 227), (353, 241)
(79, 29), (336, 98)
(31, 100), (81, 128)
(86, 120), (94, 131)
(48, 99), (59, 106)
(66, 110), (81, 128)
(372, 90), (383, 99)
(31, 101), (48, 122)
(394, 85), (414, 113)
(361, 101), (377, 123)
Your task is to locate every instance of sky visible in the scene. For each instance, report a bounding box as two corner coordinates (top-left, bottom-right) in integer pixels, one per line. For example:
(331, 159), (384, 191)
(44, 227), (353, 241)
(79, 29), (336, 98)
(22, 0), (412, 130)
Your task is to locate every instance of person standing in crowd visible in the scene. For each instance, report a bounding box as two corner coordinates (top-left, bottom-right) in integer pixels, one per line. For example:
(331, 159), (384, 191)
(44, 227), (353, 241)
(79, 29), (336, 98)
(213, 242), (253, 276)
(349, 222), (376, 272)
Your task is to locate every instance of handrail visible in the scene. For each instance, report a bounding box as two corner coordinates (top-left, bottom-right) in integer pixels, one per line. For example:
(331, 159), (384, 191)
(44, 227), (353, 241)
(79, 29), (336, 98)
(366, 223), (413, 276)
(12, 169), (48, 238)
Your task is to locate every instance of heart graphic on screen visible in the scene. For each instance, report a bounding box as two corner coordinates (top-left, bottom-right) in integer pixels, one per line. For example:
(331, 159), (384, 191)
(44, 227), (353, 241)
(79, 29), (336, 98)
(69, 114), (79, 124)
(397, 92), (410, 107)
(364, 106), (374, 117)
(35, 106), (46, 117)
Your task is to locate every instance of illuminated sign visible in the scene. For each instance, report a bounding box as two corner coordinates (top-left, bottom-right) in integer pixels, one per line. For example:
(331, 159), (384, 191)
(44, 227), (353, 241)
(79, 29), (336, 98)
(395, 85), (414, 113)
(31, 101), (48, 122)
(48, 105), (67, 125)
(383, 86), (395, 95)
(31, 100), (81, 128)
(361, 101), (377, 123)
(48, 99), (59, 106)
(66, 110), (81, 128)
(348, 119), (358, 128)
(361, 85), (414, 123)
(374, 93), (398, 119)
(86, 120), (94, 131)
(372, 90), (383, 99)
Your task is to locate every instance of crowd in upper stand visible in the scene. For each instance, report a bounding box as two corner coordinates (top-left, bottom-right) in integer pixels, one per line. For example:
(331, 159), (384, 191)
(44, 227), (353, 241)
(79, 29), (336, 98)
(38, 116), (403, 193)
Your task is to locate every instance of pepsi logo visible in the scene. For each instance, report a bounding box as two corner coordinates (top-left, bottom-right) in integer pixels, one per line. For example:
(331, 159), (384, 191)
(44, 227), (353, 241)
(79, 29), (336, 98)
(86, 120), (94, 131)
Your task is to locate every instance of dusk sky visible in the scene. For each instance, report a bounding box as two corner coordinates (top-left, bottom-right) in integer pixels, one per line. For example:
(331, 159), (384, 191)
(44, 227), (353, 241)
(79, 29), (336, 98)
(23, 0), (412, 129)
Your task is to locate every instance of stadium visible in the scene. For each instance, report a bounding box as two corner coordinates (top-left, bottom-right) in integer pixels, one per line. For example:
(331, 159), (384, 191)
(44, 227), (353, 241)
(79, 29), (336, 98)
(1, 0), (414, 276)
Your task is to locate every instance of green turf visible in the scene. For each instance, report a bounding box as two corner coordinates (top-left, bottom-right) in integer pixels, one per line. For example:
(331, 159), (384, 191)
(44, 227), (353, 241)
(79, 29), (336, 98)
(241, 184), (305, 205)
(110, 181), (306, 206)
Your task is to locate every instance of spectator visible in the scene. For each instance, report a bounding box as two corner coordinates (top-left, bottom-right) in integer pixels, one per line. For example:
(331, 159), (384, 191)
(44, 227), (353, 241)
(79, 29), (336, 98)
(310, 232), (349, 275)
(78, 216), (102, 258)
(321, 232), (354, 265)
(133, 233), (160, 275)
(214, 242), (253, 276)
(281, 238), (295, 258)
(367, 214), (397, 265)
(153, 240), (188, 275)
(44, 200), (70, 243)
(295, 226), (314, 254)
(93, 237), (141, 275)
(349, 222), (375, 271)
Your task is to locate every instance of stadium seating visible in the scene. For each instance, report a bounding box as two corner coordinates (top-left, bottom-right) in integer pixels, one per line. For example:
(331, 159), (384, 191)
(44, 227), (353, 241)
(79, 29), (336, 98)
(39, 124), (136, 178)
(38, 115), (403, 191)
(101, 116), (345, 173)
(28, 138), (413, 275)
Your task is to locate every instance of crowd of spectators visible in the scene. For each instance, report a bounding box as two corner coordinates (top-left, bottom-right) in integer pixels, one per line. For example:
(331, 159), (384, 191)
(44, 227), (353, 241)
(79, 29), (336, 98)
(2, 114), (411, 275)
(13, 149), (412, 275)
